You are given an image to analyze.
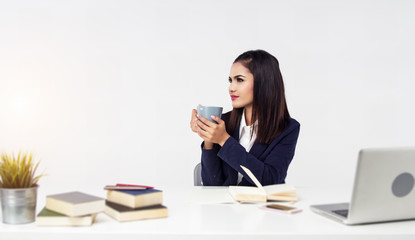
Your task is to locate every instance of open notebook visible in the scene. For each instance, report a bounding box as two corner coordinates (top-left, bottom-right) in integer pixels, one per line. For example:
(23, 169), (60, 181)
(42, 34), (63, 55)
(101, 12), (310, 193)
(229, 165), (297, 203)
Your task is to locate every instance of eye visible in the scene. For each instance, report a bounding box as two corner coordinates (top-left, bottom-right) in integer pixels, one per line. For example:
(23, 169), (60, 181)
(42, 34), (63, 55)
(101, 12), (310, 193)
(236, 78), (244, 82)
(228, 77), (232, 83)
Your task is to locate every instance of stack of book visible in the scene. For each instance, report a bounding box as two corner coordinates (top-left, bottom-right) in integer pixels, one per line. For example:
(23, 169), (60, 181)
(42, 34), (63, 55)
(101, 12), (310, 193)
(36, 191), (105, 226)
(104, 184), (168, 222)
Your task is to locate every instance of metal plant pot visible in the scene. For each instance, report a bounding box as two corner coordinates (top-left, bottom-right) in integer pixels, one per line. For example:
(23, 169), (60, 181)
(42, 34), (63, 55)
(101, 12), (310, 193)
(0, 185), (38, 224)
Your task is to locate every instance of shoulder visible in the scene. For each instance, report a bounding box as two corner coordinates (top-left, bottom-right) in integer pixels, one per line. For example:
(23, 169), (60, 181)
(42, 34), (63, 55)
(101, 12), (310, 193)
(283, 118), (300, 135)
(288, 118), (300, 130)
(272, 118), (300, 142)
(278, 117), (300, 141)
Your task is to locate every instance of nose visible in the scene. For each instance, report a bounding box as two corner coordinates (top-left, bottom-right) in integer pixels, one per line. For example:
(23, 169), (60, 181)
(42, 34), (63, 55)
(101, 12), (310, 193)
(229, 81), (236, 93)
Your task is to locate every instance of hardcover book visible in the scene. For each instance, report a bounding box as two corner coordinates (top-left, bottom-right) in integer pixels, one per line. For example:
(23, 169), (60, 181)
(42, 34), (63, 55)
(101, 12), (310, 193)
(104, 201), (168, 222)
(46, 191), (105, 217)
(36, 207), (96, 226)
(229, 165), (297, 203)
(106, 188), (163, 208)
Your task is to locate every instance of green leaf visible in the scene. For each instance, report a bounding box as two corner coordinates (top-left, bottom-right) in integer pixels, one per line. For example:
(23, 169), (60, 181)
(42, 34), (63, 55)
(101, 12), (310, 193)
(0, 151), (45, 188)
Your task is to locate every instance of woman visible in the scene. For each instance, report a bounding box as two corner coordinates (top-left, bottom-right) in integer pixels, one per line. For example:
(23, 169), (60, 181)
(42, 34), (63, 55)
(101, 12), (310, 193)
(190, 50), (300, 186)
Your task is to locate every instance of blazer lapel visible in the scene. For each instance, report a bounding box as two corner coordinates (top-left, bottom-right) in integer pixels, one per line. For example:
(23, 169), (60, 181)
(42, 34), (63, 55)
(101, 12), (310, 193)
(232, 121), (267, 158)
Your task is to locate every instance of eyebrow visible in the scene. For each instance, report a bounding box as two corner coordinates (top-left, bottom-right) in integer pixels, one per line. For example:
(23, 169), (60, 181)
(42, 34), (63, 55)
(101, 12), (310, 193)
(230, 74), (246, 79)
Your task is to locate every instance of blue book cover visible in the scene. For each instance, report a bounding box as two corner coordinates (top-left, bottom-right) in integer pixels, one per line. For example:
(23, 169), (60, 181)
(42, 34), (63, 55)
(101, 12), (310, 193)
(107, 188), (163, 208)
(115, 189), (161, 196)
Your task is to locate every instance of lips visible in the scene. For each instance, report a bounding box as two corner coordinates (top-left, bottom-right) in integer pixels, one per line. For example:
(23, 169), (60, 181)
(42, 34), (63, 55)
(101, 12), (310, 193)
(231, 95), (239, 100)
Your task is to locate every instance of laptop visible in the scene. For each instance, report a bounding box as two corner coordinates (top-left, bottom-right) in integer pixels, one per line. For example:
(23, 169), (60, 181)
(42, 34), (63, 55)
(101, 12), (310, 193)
(310, 147), (415, 225)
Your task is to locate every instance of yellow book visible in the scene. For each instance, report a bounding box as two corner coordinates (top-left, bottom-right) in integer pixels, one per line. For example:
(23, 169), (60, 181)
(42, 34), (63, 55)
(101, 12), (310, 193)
(36, 207), (96, 226)
(46, 191), (105, 217)
(105, 201), (168, 222)
(229, 165), (297, 203)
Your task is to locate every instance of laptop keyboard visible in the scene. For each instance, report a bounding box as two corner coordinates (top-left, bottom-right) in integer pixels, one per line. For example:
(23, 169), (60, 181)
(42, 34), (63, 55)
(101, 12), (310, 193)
(332, 209), (349, 218)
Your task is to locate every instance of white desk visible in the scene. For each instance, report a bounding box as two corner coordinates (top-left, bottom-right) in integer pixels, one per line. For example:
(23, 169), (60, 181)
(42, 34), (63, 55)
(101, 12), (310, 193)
(1, 186), (414, 240)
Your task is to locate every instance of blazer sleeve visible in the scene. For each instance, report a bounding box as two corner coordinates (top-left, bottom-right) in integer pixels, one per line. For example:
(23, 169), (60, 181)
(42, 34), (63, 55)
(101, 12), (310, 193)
(200, 142), (228, 185)
(217, 120), (300, 186)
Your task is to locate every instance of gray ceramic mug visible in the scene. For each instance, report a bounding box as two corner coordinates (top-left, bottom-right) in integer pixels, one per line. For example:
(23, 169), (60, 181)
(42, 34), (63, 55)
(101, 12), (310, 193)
(197, 106), (223, 123)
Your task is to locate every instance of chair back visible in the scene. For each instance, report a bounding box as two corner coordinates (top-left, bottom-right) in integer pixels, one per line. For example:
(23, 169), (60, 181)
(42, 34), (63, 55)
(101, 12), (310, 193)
(194, 163), (202, 186)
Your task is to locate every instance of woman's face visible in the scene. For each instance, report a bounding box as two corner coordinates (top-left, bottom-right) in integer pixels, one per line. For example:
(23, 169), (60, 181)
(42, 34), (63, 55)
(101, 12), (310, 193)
(229, 62), (254, 109)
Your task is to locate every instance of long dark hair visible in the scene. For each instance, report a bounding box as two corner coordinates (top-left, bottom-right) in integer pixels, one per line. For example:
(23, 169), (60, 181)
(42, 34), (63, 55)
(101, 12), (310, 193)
(226, 50), (291, 144)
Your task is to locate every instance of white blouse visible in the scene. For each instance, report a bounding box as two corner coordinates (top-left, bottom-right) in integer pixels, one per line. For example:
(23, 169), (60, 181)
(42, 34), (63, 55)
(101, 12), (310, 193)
(237, 109), (257, 184)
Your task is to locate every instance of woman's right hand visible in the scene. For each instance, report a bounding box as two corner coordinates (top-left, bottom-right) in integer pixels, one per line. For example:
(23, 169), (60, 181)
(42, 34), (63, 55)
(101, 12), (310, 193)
(190, 109), (198, 133)
(191, 108), (214, 149)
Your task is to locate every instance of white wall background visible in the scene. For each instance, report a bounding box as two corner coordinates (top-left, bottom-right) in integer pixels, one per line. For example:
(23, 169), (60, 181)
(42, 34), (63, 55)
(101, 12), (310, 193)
(1, 0), (414, 192)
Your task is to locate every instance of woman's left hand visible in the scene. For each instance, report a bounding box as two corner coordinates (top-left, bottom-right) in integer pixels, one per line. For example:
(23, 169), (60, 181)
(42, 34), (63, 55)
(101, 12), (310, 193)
(196, 115), (230, 147)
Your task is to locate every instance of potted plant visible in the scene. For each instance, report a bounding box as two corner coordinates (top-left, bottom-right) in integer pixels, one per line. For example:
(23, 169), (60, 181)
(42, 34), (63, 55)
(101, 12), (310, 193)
(0, 151), (44, 224)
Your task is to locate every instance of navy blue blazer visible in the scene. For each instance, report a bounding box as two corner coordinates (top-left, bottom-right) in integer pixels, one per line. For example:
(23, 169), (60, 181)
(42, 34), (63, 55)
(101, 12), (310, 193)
(201, 113), (300, 186)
